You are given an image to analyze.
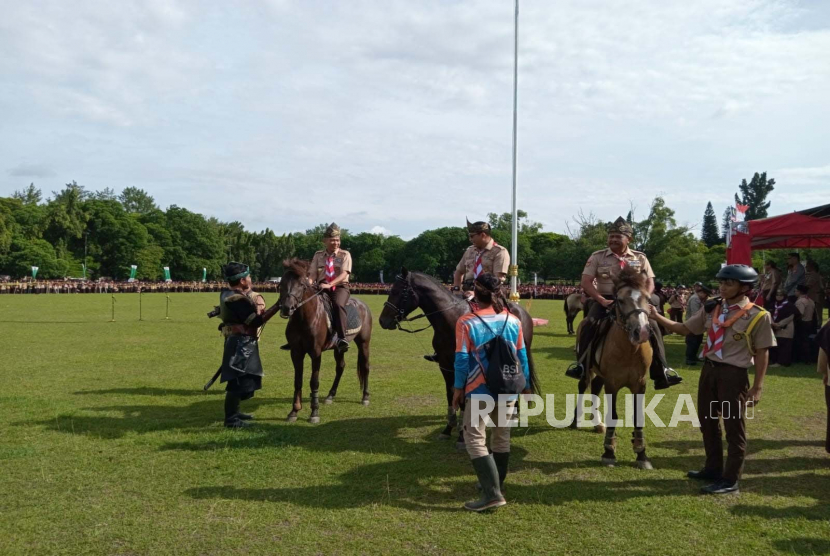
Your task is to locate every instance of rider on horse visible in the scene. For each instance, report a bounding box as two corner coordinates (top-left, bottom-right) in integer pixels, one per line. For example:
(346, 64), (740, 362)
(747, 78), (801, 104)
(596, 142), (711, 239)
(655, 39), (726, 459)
(310, 223), (353, 353)
(424, 219), (508, 363)
(566, 216), (682, 390)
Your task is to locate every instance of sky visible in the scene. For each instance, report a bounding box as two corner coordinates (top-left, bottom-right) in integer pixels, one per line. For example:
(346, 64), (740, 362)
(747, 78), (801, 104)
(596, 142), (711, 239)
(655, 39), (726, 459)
(1, 0), (828, 239)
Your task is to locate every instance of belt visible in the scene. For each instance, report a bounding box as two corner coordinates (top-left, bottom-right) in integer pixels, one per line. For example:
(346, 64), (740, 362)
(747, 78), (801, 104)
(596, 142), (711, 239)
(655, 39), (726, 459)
(223, 324), (258, 337)
(702, 359), (745, 371)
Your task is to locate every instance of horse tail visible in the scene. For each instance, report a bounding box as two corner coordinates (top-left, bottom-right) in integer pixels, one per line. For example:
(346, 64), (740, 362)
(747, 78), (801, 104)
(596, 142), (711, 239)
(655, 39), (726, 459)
(526, 348), (542, 396)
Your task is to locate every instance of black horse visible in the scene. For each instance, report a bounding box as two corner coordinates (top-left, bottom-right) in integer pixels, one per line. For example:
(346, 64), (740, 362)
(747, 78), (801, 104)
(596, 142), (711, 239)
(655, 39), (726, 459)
(378, 268), (541, 448)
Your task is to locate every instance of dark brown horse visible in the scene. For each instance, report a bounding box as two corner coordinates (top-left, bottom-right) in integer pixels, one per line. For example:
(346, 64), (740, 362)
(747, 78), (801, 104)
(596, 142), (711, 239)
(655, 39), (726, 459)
(278, 259), (372, 423)
(378, 268), (541, 447)
(573, 266), (654, 469)
(564, 292), (583, 335)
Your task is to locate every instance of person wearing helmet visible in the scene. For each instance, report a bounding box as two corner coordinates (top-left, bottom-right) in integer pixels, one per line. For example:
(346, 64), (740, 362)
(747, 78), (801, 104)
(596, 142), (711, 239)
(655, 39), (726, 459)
(649, 264), (776, 495)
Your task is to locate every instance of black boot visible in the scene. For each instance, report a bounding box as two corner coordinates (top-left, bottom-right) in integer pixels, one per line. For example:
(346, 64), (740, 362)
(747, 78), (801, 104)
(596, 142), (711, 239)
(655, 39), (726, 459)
(224, 393), (251, 428)
(464, 455), (506, 512)
(336, 339), (349, 353)
(653, 368), (683, 390)
(688, 468), (722, 481)
(565, 362), (584, 380)
(424, 353), (439, 362)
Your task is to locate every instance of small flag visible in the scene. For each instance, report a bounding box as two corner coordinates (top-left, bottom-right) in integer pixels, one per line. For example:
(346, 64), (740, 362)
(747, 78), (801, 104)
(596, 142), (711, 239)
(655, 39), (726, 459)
(129, 265), (137, 281)
(202, 268), (207, 283)
(163, 266), (171, 282)
(31, 266), (39, 279)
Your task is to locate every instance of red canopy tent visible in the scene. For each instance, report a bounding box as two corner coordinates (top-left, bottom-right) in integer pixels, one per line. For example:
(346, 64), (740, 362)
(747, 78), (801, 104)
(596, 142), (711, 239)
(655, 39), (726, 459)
(727, 204), (830, 265)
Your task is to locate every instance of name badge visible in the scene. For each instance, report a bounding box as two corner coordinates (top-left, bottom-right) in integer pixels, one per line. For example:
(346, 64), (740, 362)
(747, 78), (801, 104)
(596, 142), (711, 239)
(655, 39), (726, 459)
(628, 259), (642, 269)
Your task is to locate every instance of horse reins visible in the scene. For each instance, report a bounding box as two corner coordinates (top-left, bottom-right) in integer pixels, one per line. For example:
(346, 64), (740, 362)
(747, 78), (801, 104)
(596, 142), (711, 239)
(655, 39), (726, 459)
(613, 300), (651, 336)
(278, 282), (324, 318)
(384, 273), (463, 334)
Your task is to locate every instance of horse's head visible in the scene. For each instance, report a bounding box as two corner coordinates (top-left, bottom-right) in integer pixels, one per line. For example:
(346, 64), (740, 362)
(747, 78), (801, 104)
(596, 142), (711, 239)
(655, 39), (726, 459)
(613, 266), (651, 345)
(379, 267), (420, 330)
(279, 258), (311, 318)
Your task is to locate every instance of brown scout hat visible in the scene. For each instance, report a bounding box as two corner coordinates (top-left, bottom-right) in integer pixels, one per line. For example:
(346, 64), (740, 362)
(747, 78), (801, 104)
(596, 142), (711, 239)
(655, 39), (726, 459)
(466, 218), (491, 234)
(324, 223), (341, 238)
(607, 216), (634, 238)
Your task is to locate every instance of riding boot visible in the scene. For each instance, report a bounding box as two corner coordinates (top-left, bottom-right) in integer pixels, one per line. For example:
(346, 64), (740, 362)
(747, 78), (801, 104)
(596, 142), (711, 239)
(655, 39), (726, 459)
(648, 323), (682, 390)
(476, 451), (510, 491)
(424, 353), (439, 362)
(464, 455), (506, 512)
(224, 393), (250, 428)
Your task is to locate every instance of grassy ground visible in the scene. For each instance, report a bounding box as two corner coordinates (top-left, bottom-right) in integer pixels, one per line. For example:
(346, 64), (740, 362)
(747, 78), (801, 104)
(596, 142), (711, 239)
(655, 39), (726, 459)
(0, 293), (828, 556)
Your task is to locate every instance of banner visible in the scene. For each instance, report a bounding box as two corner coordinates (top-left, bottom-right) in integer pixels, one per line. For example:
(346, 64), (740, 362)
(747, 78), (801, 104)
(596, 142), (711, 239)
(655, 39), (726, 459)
(31, 266), (38, 279)
(379, 270), (384, 284)
(163, 266), (171, 282)
(202, 268), (207, 283)
(129, 265), (137, 281)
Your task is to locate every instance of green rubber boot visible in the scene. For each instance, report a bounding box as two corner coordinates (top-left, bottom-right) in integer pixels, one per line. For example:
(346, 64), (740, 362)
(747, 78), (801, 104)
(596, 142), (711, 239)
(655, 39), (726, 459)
(464, 455), (507, 512)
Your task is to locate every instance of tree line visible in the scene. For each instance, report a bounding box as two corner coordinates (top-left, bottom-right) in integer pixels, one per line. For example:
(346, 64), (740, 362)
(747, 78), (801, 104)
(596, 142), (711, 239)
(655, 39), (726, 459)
(1, 174), (825, 284)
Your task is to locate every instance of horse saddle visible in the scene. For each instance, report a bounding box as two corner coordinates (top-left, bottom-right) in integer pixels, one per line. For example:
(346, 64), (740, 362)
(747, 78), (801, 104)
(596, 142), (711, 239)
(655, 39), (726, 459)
(583, 312), (615, 371)
(321, 295), (363, 340)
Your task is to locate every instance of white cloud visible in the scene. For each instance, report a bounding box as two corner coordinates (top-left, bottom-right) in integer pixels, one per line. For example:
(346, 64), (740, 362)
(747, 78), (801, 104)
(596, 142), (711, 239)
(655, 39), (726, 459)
(0, 0), (828, 237)
(369, 226), (393, 236)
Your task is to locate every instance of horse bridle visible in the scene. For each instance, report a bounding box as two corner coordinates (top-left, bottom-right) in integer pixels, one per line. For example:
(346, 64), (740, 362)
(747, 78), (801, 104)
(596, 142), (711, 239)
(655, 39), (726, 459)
(278, 278), (323, 318)
(613, 297), (651, 336)
(383, 274), (433, 333)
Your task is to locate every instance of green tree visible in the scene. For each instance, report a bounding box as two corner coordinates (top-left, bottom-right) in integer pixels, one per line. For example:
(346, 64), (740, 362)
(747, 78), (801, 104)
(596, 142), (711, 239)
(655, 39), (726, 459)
(735, 172), (775, 220)
(2, 237), (67, 278)
(12, 183), (42, 205)
(721, 206), (733, 243)
(164, 206), (225, 280)
(701, 201), (721, 247)
(119, 187), (158, 214)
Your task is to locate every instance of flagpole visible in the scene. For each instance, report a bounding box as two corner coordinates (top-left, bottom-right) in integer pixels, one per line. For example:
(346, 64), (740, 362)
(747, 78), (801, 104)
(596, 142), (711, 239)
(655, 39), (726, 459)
(508, 0), (520, 303)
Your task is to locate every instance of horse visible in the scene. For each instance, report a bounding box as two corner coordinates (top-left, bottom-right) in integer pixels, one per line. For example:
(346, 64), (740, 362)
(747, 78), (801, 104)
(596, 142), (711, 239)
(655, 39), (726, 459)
(378, 268), (541, 447)
(278, 258), (372, 423)
(564, 292), (584, 335)
(572, 266), (654, 469)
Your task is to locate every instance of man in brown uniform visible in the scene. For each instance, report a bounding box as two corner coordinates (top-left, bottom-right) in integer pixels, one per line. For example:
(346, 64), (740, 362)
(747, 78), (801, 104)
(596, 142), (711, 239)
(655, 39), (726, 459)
(565, 216), (682, 390)
(309, 223), (353, 352)
(453, 219), (510, 291)
(424, 219), (508, 363)
(795, 284), (817, 363)
(760, 261), (782, 311)
(651, 264), (775, 495)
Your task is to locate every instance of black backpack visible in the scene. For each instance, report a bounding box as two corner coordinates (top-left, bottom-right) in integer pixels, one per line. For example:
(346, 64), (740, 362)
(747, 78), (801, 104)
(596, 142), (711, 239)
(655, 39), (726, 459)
(474, 312), (526, 395)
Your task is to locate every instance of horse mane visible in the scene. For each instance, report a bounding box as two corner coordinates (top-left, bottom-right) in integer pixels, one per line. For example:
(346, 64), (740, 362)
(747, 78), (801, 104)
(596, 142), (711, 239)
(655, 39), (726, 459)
(614, 265), (647, 293)
(283, 258), (310, 278)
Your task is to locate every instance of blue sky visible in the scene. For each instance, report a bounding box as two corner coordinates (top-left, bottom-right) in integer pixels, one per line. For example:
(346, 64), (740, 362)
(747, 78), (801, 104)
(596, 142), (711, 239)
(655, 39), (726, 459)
(1, 0), (828, 238)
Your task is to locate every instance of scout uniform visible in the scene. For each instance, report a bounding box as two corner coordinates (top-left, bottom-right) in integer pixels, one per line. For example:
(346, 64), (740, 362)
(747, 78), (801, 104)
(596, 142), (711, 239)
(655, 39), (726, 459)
(456, 220), (510, 284)
(310, 223), (353, 349)
(684, 283), (775, 488)
(569, 216), (680, 389)
(760, 266), (782, 311)
(795, 286), (817, 363)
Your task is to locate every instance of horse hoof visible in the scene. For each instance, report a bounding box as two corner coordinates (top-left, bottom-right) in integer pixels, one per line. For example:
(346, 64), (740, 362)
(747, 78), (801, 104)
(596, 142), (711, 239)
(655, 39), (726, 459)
(308, 416), (320, 424)
(361, 399), (370, 406)
(594, 423), (606, 434)
(324, 397), (334, 405)
(286, 415), (298, 423)
(635, 460), (653, 470)
(601, 457), (616, 467)
(456, 441), (467, 451)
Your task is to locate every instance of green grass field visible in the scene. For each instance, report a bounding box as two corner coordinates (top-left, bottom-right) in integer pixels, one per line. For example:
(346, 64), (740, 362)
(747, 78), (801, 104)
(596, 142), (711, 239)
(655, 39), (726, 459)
(1, 293), (828, 555)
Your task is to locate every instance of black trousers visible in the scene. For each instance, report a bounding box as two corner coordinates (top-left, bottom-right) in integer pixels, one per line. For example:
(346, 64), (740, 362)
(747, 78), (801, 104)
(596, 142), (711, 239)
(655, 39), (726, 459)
(578, 298), (667, 380)
(686, 334), (703, 363)
(826, 384), (830, 454)
(325, 285), (350, 340)
(770, 337), (793, 367)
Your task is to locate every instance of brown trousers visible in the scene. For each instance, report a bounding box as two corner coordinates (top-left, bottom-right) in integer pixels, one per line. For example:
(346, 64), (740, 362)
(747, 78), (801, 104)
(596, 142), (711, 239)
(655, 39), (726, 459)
(325, 285), (350, 340)
(697, 360), (749, 482)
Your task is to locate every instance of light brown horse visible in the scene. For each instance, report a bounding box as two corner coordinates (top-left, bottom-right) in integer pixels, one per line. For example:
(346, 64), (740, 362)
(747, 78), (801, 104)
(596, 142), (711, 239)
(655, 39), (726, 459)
(573, 266), (654, 469)
(278, 259), (372, 424)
